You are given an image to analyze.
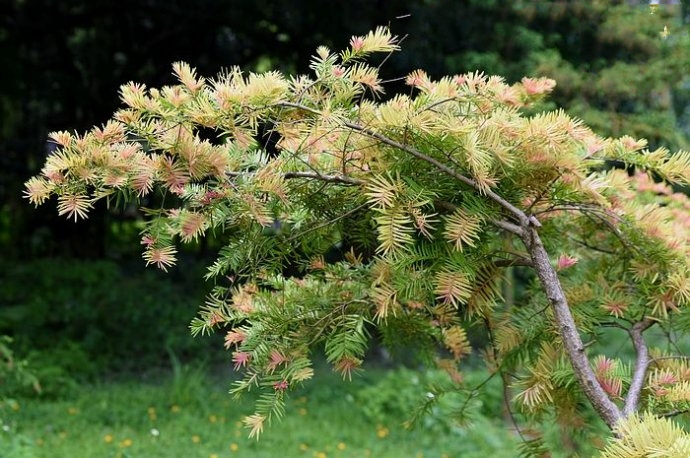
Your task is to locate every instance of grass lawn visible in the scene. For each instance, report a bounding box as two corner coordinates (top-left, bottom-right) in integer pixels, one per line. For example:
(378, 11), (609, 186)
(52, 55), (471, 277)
(0, 364), (522, 458)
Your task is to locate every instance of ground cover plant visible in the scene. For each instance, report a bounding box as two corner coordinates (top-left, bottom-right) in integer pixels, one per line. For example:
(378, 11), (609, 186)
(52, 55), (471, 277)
(1, 365), (527, 458)
(24, 26), (690, 454)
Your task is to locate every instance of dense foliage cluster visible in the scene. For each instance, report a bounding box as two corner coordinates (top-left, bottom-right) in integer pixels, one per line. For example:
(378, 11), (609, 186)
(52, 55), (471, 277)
(24, 27), (690, 453)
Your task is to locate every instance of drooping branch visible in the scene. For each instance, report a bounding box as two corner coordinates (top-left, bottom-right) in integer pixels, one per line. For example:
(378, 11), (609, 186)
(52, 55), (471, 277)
(521, 226), (624, 429)
(342, 110), (623, 427)
(367, 121), (623, 428)
(624, 318), (655, 416)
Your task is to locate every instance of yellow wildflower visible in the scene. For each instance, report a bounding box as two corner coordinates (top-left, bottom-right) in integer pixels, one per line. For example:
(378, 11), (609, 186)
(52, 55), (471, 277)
(376, 426), (389, 438)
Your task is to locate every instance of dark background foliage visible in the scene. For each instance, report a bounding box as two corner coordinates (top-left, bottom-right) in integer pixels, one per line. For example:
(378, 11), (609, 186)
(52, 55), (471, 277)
(1, 0), (688, 381)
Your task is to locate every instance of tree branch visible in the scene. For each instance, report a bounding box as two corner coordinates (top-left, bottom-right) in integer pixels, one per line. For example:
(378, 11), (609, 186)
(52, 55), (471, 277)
(284, 202), (369, 243)
(521, 226), (623, 429)
(624, 317), (655, 416)
(649, 355), (690, 365)
(340, 120), (531, 225)
(277, 100), (627, 430)
(227, 170), (363, 186)
(491, 219), (525, 236)
(660, 409), (690, 418)
(433, 199), (524, 236)
(276, 101), (322, 116)
(283, 171), (363, 185)
(493, 257), (533, 268)
(275, 101), (531, 226)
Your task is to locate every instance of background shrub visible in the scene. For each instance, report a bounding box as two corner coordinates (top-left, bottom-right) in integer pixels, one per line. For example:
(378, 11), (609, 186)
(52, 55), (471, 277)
(0, 258), (223, 387)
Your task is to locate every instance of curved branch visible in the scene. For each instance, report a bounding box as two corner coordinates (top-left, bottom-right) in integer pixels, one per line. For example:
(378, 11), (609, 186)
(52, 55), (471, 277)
(521, 226), (623, 429)
(624, 318), (655, 415)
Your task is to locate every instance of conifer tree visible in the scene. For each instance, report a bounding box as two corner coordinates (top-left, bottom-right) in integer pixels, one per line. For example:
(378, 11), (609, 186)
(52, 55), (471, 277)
(24, 27), (690, 454)
(416, 0), (690, 150)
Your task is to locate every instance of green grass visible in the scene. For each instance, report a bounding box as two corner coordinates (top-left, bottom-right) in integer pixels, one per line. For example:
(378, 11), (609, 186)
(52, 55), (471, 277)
(0, 365), (522, 458)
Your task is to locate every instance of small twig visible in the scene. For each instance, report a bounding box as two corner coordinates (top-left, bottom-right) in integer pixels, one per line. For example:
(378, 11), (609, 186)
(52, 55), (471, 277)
(433, 199), (524, 236)
(493, 257), (533, 268)
(660, 409), (690, 418)
(284, 202), (369, 244)
(568, 235), (616, 255)
(525, 174), (563, 214)
(501, 372), (527, 442)
(483, 316), (528, 443)
(651, 355), (690, 363)
(275, 101), (322, 116)
(376, 33), (408, 72)
(623, 317), (655, 416)
(283, 171), (362, 185)
(227, 170), (362, 186)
